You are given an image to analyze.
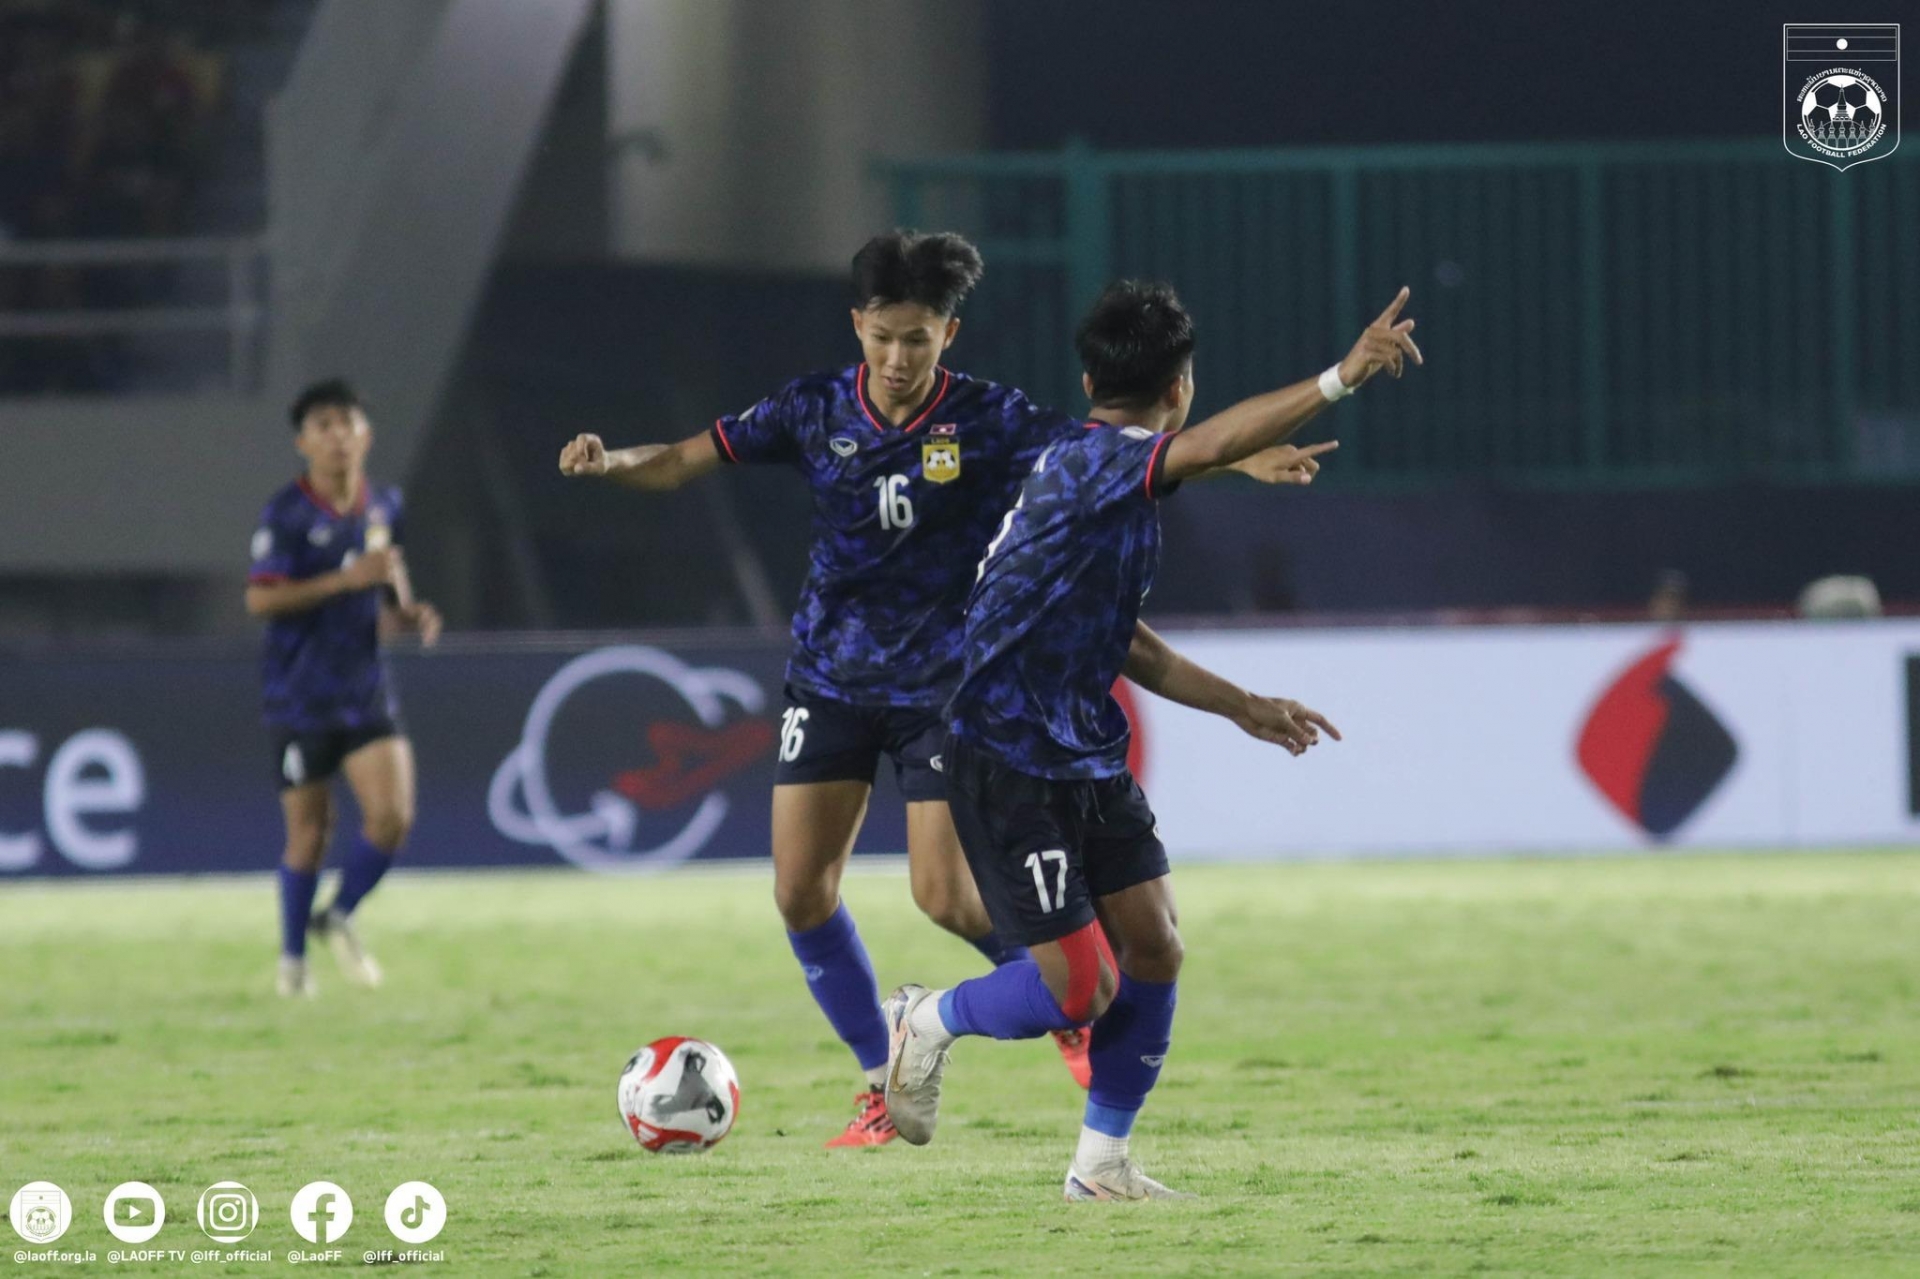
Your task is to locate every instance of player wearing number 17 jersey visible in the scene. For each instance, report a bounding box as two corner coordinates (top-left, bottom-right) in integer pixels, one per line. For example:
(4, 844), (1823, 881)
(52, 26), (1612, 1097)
(884, 280), (1424, 1199)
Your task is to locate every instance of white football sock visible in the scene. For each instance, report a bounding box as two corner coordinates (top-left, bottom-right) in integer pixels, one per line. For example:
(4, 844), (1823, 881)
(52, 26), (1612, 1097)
(1075, 1125), (1130, 1172)
(863, 1065), (888, 1090)
(908, 988), (957, 1049)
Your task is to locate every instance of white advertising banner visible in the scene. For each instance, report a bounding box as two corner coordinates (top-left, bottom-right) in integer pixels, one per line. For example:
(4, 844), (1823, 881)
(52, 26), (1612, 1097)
(1133, 620), (1920, 859)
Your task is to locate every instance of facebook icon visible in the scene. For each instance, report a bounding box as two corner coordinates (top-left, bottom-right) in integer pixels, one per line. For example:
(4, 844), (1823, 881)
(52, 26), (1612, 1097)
(291, 1181), (354, 1243)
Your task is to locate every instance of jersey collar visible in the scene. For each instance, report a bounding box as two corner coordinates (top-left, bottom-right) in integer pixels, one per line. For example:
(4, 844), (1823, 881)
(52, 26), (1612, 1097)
(856, 364), (951, 434)
(298, 474), (368, 518)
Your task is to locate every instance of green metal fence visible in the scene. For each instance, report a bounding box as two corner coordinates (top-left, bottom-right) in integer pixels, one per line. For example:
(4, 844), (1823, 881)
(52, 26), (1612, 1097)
(879, 140), (1920, 487)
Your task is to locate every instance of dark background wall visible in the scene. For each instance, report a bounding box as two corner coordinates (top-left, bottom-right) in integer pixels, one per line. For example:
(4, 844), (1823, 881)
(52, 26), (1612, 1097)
(985, 0), (1820, 150)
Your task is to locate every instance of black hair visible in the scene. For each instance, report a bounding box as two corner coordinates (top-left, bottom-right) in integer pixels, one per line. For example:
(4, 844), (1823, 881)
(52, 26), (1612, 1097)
(288, 377), (362, 430)
(1075, 280), (1196, 408)
(849, 230), (984, 317)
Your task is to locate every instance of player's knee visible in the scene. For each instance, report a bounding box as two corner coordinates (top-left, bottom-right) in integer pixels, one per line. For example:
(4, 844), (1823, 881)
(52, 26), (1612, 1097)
(910, 874), (985, 938)
(772, 876), (837, 932)
(282, 817), (329, 869)
(362, 810), (410, 853)
(1125, 929), (1184, 984)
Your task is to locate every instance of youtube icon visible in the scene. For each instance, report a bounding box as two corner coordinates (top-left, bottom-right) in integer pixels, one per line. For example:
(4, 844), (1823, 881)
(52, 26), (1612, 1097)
(103, 1182), (165, 1243)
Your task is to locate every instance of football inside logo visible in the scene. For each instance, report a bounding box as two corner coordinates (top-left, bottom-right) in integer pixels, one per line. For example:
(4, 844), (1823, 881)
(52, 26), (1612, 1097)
(1576, 638), (1737, 839)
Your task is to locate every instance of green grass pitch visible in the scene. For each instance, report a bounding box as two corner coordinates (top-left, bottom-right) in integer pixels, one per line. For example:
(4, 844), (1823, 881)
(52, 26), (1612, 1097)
(4, 853), (1919, 1276)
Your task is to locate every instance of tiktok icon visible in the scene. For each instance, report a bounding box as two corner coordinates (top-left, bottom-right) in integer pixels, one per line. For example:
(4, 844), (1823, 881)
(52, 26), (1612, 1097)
(383, 1182), (447, 1245)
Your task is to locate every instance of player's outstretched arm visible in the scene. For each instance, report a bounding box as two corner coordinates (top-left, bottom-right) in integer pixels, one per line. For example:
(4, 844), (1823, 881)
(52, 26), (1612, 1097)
(1162, 287), (1421, 485)
(245, 548), (395, 619)
(557, 431), (721, 492)
(1122, 622), (1340, 757)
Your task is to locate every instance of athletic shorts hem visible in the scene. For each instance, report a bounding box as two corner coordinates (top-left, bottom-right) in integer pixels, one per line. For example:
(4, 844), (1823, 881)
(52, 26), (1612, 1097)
(270, 718), (401, 790)
(944, 734), (1167, 949)
(772, 684), (947, 800)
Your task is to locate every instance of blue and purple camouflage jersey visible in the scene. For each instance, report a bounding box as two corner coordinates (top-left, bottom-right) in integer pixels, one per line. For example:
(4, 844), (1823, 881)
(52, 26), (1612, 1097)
(249, 477), (404, 732)
(947, 422), (1180, 780)
(710, 364), (1085, 708)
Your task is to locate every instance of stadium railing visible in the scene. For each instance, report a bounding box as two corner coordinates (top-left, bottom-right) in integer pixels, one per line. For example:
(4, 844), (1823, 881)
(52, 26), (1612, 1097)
(877, 139), (1920, 489)
(0, 235), (268, 394)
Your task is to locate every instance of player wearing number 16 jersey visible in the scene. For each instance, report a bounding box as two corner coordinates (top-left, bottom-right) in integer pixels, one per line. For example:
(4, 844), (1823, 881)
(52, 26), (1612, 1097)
(558, 233), (1328, 1146)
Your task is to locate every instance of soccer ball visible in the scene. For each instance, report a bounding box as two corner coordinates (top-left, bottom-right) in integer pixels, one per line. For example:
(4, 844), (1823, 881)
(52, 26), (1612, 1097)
(616, 1036), (741, 1153)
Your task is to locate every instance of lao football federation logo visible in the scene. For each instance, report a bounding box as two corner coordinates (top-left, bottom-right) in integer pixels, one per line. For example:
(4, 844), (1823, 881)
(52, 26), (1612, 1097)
(1784, 25), (1900, 170)
(921, 440), (961, 484)
(1576, 637), (1738, 840)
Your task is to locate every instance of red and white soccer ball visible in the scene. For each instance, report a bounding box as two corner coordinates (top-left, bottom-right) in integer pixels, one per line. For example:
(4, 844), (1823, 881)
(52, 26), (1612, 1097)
(617, 1036), (741, 1153)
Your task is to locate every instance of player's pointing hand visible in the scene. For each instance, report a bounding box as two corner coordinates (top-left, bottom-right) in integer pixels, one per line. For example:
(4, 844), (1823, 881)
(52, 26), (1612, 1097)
(559, 433), (609, 477)
(1235, 440), (1339, 486)
(1234, 695), (1342, 756)
(1337, 286), (1424, 389)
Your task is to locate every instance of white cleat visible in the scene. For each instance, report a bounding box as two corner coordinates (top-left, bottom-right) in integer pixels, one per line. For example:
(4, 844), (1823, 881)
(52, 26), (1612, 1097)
(276, 955), (317, 998)
(882, 984), (950, 1146)
(311, 908), (383, 988)
(1063, 1160), (1192, 1202)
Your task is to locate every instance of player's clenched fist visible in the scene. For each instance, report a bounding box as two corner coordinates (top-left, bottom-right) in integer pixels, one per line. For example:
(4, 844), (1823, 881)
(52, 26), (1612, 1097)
(341, 546), (398, 591)
(559, 433), (609, 477)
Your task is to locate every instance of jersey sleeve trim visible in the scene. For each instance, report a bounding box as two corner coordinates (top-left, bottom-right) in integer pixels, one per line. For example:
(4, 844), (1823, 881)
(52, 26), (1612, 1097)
(1144, 432), (1177, 500)
(709, 418), (741, 464)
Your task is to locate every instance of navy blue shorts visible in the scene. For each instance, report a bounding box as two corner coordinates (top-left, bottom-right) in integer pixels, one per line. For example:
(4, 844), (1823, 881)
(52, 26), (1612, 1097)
(943, 733), (1170, 947)
(773, 685), (946, 801)
(270, 716), (401, 791)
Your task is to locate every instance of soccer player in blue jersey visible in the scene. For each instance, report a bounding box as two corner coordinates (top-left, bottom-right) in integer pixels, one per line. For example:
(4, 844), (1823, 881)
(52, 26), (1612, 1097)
(559, 232), (1327, 1145)
(882, 282), (1422, 1199)
(247, 379), (442, 998)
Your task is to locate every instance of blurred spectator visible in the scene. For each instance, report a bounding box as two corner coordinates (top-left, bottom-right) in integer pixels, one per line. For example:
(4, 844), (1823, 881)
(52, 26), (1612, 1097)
(1797, 575), (1882, 619)
(79, 16), (202, 236)
(1648, 568), (1689, 622)
(0, 11), (80, 240)
(0, 0), (223, 392)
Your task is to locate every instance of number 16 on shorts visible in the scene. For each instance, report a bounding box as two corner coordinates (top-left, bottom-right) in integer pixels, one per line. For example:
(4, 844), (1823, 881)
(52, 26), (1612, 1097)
(1026, 849), (1069, 912)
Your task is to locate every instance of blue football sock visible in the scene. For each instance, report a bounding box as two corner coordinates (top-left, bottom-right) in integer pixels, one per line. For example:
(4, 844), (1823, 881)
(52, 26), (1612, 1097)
(1085, 976), (1177, 1133)
(328, 834), (393, 917)
(966, 931), (1032, 968)
(787, 903), (889, 1072)
(936, 960), (1074, 1041)
(278, 864), (319, 958)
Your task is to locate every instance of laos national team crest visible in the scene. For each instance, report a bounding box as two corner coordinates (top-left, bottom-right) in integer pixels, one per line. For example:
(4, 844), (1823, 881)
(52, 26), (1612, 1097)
(1784, 24), (1900, 170)
(922, 423), (961, 484)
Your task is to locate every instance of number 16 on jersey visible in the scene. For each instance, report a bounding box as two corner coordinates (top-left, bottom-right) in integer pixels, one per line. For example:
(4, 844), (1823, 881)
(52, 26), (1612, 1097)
(874, 474), (915, 531)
